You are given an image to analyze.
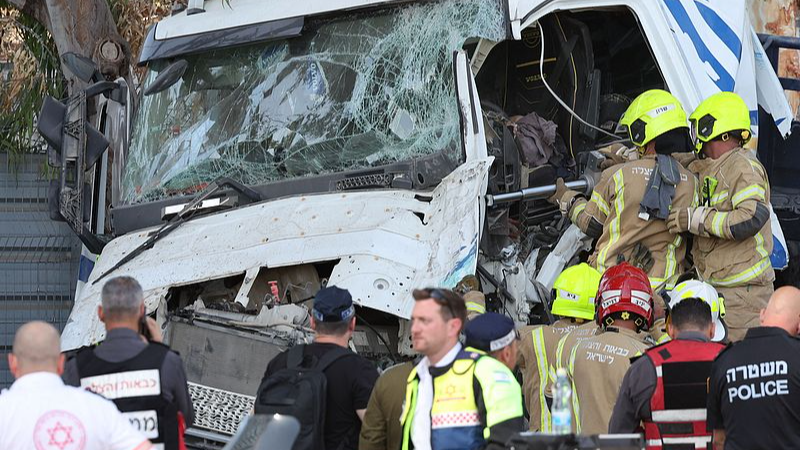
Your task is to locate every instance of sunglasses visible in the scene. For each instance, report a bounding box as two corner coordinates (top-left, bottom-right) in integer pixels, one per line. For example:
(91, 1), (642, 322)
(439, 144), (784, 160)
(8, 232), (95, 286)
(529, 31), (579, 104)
(429, 288), (458, 320)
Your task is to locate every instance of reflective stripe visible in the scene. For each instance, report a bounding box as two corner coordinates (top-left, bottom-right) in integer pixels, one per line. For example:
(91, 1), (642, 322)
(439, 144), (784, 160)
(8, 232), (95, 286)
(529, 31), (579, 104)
(567, 344), (581, 433)
(661, 436), (712, 445)
(466, 302), (485, 314)
(754, 232), (768, 259)
(531, 328), (551, 431)
(597, 171), (624, 271)
(571, 201), (586, 222)
(590, 191), (610, 216)
(710, 257), (771, 287)
(664, 234), (682, 282)
(647, 436), (712, 448)
(712, 211), (727, 237)
(747, 158), (764, 173)
(710, 190), (728, 206)
(732, 184), (766, 207)
(651, 408), (707, 422)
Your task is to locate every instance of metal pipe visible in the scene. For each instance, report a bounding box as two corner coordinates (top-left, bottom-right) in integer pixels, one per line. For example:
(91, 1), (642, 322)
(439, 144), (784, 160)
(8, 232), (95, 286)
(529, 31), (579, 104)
(487, 179), (588, 206)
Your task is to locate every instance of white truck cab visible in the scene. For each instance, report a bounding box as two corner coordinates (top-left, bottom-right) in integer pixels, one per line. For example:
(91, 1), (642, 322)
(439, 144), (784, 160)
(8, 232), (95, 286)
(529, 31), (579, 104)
(48, 0), (793, 443)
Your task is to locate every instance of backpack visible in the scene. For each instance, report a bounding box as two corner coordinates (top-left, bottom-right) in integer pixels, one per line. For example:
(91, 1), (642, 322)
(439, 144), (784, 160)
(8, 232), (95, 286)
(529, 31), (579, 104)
(254, 344), (351, 450)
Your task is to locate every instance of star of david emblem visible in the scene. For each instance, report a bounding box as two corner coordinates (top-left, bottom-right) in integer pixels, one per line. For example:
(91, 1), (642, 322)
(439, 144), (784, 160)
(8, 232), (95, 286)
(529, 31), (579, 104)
(47, 422), (74, 450)
(621, 312), (630, 320)
(33, 409), (86, 450)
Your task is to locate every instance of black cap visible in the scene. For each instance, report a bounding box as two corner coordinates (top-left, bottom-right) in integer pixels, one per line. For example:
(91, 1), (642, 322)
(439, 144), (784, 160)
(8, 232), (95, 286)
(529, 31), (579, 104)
(312, 286), (355, 322)
(464, 312), (517, 352)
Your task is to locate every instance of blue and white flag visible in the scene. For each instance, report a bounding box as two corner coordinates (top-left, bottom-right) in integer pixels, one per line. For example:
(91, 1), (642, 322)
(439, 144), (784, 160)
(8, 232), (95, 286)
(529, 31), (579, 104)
(661, 0), (791, 270)
(660, 0), (794, 137)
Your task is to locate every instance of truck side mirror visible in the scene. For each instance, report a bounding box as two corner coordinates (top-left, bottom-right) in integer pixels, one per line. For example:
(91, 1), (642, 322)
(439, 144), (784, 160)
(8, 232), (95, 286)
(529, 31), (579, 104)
(144, 59), (188, 96)
(62, 52), (103, 83)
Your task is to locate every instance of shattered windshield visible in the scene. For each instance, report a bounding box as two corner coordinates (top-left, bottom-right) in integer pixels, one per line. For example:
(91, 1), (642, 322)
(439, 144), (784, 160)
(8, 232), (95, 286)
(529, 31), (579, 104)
(122, 0), (505, 204)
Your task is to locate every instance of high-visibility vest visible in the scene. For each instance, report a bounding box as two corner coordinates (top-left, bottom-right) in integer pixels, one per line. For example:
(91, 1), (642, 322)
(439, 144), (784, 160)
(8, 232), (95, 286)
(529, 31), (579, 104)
(642, 339), (725, 450)
(400, 347), (522, 450)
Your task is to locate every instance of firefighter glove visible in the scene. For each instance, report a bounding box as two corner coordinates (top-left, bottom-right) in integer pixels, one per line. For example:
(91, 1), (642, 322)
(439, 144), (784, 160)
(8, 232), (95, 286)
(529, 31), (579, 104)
(548, 178), (580, 216)
(667, 206), (708, 235)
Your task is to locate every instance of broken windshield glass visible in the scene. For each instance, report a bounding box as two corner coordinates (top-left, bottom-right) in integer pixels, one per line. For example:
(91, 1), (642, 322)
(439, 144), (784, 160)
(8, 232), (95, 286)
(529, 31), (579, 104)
(122, 0), (506, 204)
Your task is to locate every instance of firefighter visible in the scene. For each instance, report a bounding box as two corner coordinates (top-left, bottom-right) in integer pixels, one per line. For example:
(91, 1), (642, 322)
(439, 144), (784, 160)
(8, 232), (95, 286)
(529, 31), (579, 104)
(517, 263), (601, 431)
(609, 281), (727, 449)
(667, 92), (774, 341)
(568, 263), (654, 434)
(549, 89), (699, 290)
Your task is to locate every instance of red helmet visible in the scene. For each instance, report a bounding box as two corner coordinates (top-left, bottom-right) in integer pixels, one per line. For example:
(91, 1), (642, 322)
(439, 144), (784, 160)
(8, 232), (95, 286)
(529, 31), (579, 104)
(596, 262), (654, 330)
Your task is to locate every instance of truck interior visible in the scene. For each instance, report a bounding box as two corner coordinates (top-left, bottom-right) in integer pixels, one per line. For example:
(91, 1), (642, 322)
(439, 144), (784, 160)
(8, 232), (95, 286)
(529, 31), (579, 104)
(468, 8), (665, 282)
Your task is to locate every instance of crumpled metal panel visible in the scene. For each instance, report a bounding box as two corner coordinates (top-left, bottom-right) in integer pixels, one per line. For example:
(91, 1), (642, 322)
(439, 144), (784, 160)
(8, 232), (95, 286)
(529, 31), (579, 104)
(61, 158), (491, 351)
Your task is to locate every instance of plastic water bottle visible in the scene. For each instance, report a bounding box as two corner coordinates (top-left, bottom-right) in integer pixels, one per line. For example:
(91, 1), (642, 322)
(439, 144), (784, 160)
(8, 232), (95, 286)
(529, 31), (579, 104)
(551, 368), (572, 434)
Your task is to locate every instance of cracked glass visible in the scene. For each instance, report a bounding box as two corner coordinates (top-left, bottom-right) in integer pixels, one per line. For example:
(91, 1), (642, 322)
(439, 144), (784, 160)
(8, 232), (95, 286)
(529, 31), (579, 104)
(123, 0), (506, 204)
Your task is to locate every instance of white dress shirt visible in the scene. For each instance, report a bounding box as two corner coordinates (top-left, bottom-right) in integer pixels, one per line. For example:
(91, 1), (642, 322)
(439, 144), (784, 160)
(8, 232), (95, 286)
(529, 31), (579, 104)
(410, 343), (462, 450)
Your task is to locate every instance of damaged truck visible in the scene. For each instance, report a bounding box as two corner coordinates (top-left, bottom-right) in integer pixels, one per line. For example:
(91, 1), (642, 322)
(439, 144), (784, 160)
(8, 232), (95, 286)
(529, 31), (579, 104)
(37, 0), (799, 445)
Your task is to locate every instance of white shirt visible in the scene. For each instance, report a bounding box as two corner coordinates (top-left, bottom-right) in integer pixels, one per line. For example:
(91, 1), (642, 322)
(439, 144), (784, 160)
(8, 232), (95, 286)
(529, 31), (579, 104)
(410, 343), (462, 450)
(0, 372), (151, 450)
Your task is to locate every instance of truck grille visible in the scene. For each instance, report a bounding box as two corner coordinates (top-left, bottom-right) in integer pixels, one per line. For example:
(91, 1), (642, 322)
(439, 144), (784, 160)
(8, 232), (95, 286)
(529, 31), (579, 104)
(188, 382), (255, 436)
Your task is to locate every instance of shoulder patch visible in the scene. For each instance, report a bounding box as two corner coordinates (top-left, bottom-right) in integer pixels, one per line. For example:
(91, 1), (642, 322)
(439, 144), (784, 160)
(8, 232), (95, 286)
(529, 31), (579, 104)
(492, 370), (513, 384)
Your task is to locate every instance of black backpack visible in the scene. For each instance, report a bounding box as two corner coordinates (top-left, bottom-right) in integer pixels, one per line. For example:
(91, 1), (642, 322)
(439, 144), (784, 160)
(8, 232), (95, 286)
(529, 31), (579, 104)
(254, 344), (351, 450)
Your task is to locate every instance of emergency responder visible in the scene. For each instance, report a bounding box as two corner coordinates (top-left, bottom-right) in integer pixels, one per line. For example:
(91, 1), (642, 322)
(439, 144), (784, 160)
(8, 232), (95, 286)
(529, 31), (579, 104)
(667, 92), (774, 341)
(549, 89), (699, 290)
(63, 276), (193, 450)
(517, 263), (601, 431)
(464, 312), (520, 370)
(609, 292), (727, 448)
(707, 286), (800, 449)
(360, 289), (487, 450)
(0, 321), (152, 450)
(400, 289), (523, 450)
(568, 263), (654, 434)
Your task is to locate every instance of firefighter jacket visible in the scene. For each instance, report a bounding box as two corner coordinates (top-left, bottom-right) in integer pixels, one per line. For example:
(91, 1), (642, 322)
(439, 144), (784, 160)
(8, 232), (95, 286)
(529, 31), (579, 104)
(400, 347), (524, 450)
(75, 342), (181, 450)
(688, 148), (774, 288)
(642, 338), (725, 450)
(568, 327), (651, 434)
(518, 319), (585, 431)
(569, 155), (699, 288)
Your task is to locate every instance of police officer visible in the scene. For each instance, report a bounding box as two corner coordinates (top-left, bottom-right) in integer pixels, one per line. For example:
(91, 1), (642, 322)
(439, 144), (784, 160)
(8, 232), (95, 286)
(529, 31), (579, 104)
(63, 277), (193, 450)
(549, 90), (699, 290)
(609, 281), (728, 448)
(707, 286), (800, 449)
(400, 291), (523, 450)
(517, 263), (601, 431)
(667, 92), (774, 341)
(568, 263), (654, 434)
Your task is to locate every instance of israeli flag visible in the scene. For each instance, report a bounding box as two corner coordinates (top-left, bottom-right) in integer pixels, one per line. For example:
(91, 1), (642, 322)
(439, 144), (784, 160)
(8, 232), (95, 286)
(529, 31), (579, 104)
(660, 0), (791, 270)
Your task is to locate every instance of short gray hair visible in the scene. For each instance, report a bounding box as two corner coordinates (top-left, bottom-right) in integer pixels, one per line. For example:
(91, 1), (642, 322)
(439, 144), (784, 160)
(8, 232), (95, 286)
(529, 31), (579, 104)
(101, 276), (144, 320)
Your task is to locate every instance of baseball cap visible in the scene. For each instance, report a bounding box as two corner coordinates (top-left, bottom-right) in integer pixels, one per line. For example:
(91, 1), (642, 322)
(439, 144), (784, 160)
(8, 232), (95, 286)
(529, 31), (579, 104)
(464, 312), (518, 352)
(312, 286), (355, 322)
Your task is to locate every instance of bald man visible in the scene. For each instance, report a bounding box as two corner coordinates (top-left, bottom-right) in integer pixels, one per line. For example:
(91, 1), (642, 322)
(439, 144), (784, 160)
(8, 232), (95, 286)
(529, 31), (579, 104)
(0, 321), (151, 450)
(707, 287), (800, 450)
